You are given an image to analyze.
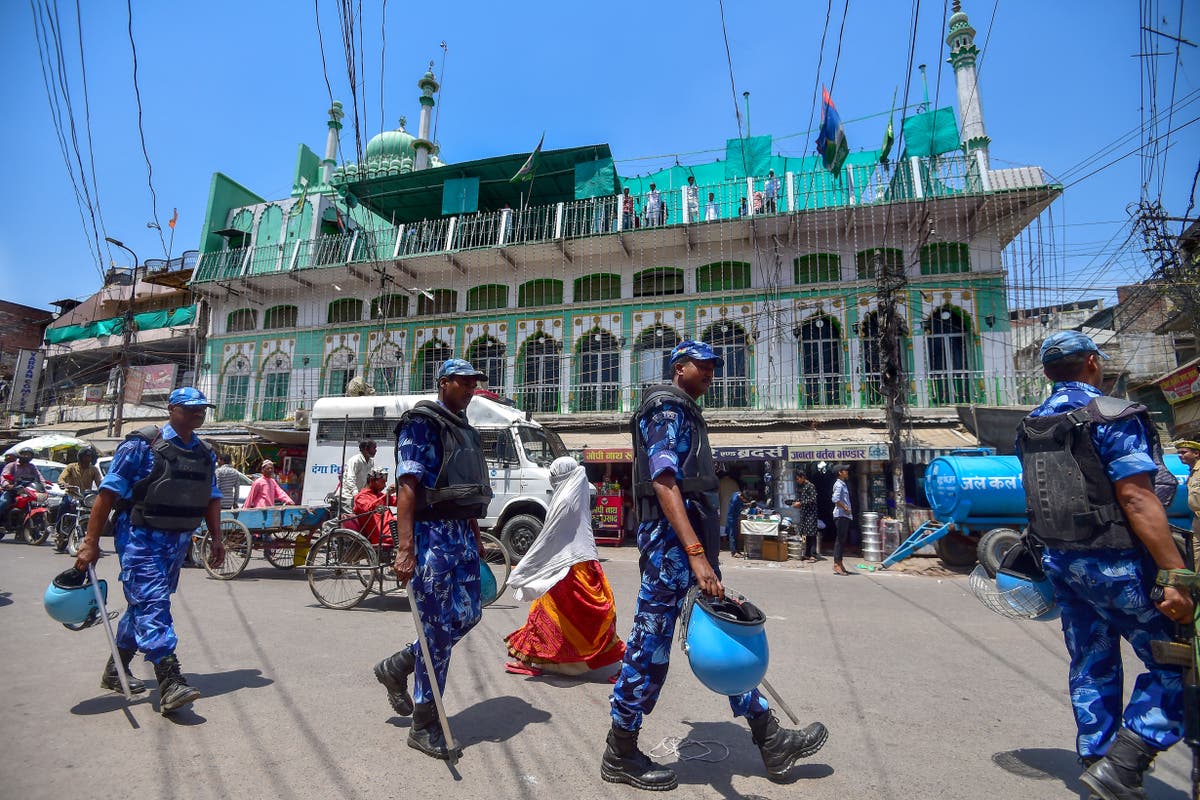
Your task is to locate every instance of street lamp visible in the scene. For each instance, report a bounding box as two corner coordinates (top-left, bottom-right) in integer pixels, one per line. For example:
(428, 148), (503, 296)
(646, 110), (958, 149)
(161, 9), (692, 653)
(104, 236), (139, 436)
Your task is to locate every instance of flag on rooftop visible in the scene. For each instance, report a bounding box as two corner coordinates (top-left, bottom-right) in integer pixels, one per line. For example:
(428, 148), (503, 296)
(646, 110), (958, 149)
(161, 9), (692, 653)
(168, 208), (179, 229)
(816, 87), (849, 176)
(511, 132), (545, 183)
(880, 88), (897, 164)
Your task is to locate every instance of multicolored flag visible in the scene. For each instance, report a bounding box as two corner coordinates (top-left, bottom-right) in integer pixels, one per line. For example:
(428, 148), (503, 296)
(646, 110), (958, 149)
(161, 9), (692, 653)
(511, 132), (545, 183)
(815, 87), (849, 176)
(167, 208), (179, 229)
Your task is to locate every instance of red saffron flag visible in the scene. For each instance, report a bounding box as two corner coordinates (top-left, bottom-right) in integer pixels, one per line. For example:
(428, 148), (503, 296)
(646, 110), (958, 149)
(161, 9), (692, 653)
(168, 208), (179, 229)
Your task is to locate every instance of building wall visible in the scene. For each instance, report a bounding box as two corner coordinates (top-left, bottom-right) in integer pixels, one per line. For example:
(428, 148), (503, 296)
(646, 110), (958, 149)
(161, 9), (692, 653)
(0, 299), (52, 379)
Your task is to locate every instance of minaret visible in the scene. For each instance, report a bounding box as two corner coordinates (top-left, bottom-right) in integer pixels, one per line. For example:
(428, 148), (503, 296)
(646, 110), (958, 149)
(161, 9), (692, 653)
(413, 63), (440, 171)
(322, 101), (344, 184)
(946, 1), (990, 169)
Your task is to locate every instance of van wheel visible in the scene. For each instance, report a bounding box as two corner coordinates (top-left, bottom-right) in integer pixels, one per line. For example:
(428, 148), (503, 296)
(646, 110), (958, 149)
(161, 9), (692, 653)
(500, 514), (542, 561)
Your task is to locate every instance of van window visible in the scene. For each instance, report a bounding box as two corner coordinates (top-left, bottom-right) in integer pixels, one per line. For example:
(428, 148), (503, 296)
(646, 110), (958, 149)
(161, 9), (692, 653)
(479, 430), (520, 465)
(315, 417), (397, 445)
(517, 425), (566, 467)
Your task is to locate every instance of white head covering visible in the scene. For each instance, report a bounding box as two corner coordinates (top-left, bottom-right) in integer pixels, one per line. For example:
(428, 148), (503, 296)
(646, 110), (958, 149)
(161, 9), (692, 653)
(507, 456), (598, 602)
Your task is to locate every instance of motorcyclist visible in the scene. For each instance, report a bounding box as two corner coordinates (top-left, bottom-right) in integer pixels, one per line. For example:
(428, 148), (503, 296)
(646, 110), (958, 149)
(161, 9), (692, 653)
(56, 447), (102, 552)
(0, 447), (46, 537)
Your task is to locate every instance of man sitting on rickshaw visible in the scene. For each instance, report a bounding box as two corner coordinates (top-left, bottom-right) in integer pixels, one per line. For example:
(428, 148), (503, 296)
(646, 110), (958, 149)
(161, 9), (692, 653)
(353, 468), (396, 547)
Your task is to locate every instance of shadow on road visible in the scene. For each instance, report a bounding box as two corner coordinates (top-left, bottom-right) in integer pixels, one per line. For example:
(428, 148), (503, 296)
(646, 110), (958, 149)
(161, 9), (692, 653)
(671, 719), (833, 797)
(0, 591), (11, 607)
(388, 695), (552, 749)
(992, 748), (1187, 799)
(69, 668), (272, 718)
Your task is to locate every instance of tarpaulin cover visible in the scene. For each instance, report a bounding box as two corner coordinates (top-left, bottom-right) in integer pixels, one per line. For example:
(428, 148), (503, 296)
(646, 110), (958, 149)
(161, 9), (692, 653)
(724, 135), (773, 179)
(441, 177), (480, 215)
(44, 304), (197, 344)
(574, 158), (618, 200)
(901, 108), (960, 157)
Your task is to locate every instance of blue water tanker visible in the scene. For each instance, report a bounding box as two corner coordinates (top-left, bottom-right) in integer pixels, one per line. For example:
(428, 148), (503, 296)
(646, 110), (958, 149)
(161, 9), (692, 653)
(883, 449), (1194, 568)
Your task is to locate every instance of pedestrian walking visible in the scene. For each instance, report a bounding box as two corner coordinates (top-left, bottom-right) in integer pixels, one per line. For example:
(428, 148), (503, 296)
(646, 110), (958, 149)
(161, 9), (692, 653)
(73, 387), (225, 715)
(215, 452), (240, 510)
(372, 359), (493, 761)
(724, 483), (746, 556)
(831, 464), (852, 575)
(1017, 331), (1193, 799)
(603, 340), (827, 790)
(791, 472), (819, 561)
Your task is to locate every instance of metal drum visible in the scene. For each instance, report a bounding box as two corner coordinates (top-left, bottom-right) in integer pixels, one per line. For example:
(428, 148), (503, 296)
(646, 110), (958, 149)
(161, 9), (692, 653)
(860, 511), (882, 563)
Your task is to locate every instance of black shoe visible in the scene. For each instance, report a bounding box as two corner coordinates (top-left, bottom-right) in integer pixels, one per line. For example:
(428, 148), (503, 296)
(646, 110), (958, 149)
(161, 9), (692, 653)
(407, 703), (460, 761)
(748, 710), (828, 782)
(1080, 728), (1159, 800)
(100, 647), (148, 695)
(154, 654), (201, 714)
(601, 724), (678, 791)
(374, 646), (415, 717)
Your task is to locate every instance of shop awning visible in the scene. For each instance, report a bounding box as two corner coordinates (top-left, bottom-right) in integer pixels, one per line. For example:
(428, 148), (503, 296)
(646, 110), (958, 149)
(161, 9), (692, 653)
(567, 427), (896, 463)
(901, 427), (980, 464)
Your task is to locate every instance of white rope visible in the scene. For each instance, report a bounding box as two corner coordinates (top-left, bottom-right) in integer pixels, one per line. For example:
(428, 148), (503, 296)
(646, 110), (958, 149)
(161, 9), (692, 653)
(648, 735), (731, 763)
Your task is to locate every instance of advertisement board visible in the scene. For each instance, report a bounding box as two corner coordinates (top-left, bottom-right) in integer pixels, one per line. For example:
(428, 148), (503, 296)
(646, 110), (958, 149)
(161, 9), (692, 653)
(7, 349), (43, 414)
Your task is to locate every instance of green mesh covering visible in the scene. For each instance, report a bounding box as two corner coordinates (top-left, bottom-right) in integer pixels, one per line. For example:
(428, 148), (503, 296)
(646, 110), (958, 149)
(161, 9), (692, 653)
(901, 108), (960, 157)
(44, 304), (197, 344)
(574, 158), (617, 199)
(442, 177), (480, 215)
(724, 135), (772, 179)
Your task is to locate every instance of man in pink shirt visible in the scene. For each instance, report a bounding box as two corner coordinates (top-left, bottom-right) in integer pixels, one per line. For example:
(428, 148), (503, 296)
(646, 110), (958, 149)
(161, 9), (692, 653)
(242, 460), (292, 508)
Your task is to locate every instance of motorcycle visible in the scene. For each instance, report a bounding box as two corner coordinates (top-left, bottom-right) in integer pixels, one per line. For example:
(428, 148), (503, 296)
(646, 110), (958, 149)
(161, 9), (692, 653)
(56, 488), (97, 555)
(0, 481), (51, 546)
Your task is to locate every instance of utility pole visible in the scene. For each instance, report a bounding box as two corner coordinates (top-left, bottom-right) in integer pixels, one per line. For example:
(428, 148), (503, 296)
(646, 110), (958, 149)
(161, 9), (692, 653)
(876, 250), (909, 535)
(104, 237), (139, 438)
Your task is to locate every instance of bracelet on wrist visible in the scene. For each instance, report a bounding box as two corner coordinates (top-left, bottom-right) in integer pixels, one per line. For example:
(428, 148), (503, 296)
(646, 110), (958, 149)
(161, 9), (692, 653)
(684, 542), (705, 557)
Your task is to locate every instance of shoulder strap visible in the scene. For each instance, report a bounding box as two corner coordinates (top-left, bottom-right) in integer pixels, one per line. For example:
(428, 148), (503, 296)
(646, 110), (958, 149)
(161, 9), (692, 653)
(127, 424), (162, 443)
(1084, 396), (1148, 423)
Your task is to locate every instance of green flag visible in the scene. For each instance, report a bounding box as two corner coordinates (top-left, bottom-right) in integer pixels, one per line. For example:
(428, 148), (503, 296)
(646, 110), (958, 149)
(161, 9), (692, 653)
(880, 88), (897, 164)
(511, 132), (545, 183)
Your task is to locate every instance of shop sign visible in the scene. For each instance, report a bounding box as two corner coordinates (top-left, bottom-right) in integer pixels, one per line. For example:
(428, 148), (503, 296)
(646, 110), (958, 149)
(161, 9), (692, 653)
(7, 349), (43, 414)
(137, 363), (178, 396)
(785, 443), (891, 461)
(583, 448), (633, 463)
(592, 493), (623, 531)
(1158, 362), (1200, 405)
(713, 444), (788, 462)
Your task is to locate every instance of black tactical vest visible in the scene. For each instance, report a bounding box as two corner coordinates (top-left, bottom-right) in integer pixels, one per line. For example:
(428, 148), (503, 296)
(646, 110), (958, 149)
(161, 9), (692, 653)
(631, 384), (721, 567)
(1016, 396), (1175, 551)
(399, 401), (493, 521)
(125, 425), (215, 531)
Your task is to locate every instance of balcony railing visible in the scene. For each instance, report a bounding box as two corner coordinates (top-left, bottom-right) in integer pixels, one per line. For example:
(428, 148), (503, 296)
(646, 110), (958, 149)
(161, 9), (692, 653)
(194, 151), (1030, 284)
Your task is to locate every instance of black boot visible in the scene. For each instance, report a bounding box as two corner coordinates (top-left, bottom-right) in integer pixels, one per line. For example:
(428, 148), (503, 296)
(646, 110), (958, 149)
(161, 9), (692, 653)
(1081, 728), (1159, 800)
(373, 646), (415, 716)
(407, 702), (459, 761)
(748, 710), (828, 782)
(154, 654), (201, 714)
(101, 647), (147, 694)
(600, 724), (678, 791)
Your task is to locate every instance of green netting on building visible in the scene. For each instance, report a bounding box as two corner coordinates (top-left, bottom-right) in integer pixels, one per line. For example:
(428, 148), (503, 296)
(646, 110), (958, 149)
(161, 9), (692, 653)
(574, 158), (617, 200)
(900, 108), (960, 157)
(45, 304), (197, 344)
(724, 136), (772, 179)
(442, 177), (480, 215)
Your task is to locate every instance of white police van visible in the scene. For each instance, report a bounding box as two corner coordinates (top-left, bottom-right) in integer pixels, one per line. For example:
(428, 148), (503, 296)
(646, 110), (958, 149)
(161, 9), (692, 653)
(302, 394), (566, 558)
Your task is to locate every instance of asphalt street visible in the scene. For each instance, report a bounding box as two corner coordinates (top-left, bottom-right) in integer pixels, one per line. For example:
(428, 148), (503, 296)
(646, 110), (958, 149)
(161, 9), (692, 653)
(0, 538), (1190, 800)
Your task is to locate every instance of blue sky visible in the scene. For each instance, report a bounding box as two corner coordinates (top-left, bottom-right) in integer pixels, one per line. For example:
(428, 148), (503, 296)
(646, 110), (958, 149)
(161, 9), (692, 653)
(1, 0), (1196, 312)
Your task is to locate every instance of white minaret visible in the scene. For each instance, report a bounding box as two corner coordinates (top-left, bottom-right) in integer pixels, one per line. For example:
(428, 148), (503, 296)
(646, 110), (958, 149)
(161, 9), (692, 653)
(413, 64), (440, 171)
(946, 1), (990, 169)
(321, 101), (344, 184)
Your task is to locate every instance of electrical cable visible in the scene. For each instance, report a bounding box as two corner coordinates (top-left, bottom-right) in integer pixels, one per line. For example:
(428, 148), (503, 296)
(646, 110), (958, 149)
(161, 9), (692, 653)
(125, 0), (168, 257)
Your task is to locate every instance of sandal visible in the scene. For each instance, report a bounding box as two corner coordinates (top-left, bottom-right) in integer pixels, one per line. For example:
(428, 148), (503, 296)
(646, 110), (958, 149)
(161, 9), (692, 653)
(504, 661), (543, 676)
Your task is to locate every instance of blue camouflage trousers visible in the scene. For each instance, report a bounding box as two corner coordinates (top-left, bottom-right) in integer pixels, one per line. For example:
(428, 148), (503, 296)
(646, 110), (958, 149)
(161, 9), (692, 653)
(610, 521), (769, 731)
(113, 518), (192, 664)
(408, 520), (482, 706)
(1041, 548), (1184, 758)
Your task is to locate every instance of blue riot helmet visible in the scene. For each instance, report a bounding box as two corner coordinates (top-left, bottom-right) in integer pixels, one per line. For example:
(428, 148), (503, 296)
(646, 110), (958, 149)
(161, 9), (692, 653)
(480, 559), (498, 606)
(44, 568), (110, 631)
(680, 586), (769, 696)
(968, 539), (1059, 621)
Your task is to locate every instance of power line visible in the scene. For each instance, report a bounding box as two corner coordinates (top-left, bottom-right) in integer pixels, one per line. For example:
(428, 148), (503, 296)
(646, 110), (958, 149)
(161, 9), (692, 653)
(125, 0), (168, 258)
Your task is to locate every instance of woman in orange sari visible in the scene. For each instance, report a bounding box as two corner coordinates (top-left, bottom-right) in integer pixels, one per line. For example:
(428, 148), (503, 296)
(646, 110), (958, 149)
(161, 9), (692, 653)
(504, 457), (624, 677)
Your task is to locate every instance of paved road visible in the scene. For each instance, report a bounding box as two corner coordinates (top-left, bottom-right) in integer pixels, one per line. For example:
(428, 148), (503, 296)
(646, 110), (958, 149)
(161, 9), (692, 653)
(0, 539), (1190, 799)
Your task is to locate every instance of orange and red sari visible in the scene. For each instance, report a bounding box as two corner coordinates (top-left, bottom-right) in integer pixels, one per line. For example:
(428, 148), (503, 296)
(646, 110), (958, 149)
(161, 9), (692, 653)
(505, 560), (625, 674)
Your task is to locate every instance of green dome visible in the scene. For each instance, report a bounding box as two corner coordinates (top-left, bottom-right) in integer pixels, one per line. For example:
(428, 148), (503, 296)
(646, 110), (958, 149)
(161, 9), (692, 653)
(366, 119), (415, 161)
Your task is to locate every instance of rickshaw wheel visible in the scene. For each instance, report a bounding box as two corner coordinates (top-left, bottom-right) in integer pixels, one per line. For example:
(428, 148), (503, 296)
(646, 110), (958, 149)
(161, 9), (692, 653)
(306, 528), (377, 610)
(264, 533), (297, 569)
(479, 531), (511, 609)
(199, 518), (252, 580)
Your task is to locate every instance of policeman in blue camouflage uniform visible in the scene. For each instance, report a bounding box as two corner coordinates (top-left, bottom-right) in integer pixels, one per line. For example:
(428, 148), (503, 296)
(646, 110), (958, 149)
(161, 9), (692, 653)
(603, 341), (828, 791)
(74, 387), (225, 715)
(373, 359), (492, 760)
(1018, 331), (1194, 800)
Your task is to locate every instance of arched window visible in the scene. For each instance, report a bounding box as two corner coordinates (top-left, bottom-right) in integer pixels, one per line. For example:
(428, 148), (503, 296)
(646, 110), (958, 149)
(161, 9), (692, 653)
(327, 298), (364, 324)
(413, 339), (453, 392)
(700, 322), (749, 408)
(466, 284), (509, 312)
(518, 333), (561, 413)
(370, 342), (403, 394)
(925, 306), (974, 405)
(259, 351), (291, 421)
(794, 254), (840, 285)
(696, 261), (750, 292)
(226, 308), (257, 333)
(370, 294), (408, 320)
(417, 290), (457, 316)
(576, 329), (620, 411)
(324, 348), (357, 396)
(263, 305), (298, 330)
(859, 311), (909, 406)
(919, 242), (970, 275)
(220, 353), (252, 421)
(518, 279), (564, 308)
(467, 336), (507, 395)
(574, 273), (621, 303)
(795, 315), (844, 406)
(633, 267), (684, 297)
(855, 248), (905, 281)
(633, 324), (681, 390)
